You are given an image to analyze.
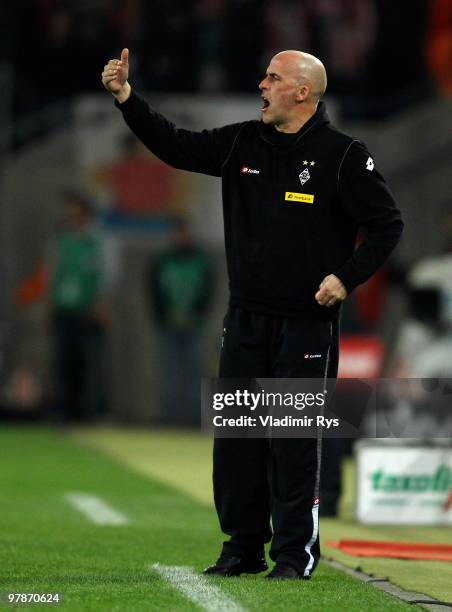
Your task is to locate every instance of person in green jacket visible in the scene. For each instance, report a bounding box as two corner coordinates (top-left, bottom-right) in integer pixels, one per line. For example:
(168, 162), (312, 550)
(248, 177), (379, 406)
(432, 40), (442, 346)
(148, 217), (213, 425)
(16, 191), (110, 422)
(49, 191), (108, 422)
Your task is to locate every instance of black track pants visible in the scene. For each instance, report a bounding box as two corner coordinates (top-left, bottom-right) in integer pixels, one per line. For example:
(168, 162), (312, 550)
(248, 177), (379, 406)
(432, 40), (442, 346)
(213, 307), (339, 576)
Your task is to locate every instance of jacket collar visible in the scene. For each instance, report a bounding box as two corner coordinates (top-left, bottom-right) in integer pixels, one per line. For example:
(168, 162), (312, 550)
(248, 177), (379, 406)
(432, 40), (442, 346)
(258, 101), (330, 147)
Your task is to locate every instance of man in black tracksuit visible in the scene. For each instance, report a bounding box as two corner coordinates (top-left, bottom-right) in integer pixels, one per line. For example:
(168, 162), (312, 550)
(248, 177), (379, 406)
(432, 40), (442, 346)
(102, 49), (403, 579)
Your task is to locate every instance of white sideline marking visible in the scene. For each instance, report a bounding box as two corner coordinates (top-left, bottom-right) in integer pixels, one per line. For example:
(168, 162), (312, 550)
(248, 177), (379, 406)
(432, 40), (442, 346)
(151, 564), (246, 612)
(65, 492), (128, 525)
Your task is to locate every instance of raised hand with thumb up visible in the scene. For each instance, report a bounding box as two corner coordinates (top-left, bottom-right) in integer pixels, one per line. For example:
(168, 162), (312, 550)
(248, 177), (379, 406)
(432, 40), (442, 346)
(102, 48), (131, 103)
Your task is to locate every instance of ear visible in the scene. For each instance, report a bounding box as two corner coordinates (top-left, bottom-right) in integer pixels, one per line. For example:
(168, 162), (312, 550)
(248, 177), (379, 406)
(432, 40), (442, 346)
(295, 85), (309, 103)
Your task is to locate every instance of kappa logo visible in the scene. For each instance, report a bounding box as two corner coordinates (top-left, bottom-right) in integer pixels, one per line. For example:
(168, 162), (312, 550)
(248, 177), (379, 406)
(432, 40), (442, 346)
(241, 165), (260, 175)
(366, 157), (374, 171)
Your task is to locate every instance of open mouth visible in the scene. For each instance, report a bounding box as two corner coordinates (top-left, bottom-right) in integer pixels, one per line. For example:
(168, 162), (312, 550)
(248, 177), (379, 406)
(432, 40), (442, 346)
(261, 97), (270, 112)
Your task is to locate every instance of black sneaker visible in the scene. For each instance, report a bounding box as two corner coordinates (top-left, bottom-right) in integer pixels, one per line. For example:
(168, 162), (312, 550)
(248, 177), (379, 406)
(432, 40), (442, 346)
(266, 563), (311, 580)
(203, 554), (268, 576)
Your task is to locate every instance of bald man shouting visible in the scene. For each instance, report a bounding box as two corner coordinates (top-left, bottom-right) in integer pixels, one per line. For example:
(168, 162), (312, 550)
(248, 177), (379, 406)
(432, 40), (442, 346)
(102, 49), (403, 579)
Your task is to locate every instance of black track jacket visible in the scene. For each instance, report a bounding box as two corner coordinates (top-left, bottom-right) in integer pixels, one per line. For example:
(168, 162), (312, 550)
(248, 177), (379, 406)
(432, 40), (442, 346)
(116, 92), (403, 320)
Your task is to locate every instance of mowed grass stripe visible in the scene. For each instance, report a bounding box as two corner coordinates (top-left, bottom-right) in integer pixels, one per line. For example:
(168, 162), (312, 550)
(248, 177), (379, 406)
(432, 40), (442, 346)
(151, 564), (246, 612)
(0, 427), (416, 611)
(74, 427), (452, 603)
(65, 492), (129, 525)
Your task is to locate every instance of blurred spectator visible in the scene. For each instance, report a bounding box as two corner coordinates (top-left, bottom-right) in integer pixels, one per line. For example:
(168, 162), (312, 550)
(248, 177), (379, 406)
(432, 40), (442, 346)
(13, 1), (113, 113)
(357, 0), (431, 118)
(38, 5), (77, 97)
(264, 0), (309, 56)
(264, 0), (376, 95)
(147, 217), (213, 425)
(197, 0), (227, 92)
(9, 0), (438, 130)
(14, 3), (77, 113)
(425, 0), (452, 96)
(391, 202), (452, 378)
(223, 0), (265, 92)
(16, 191), (110, 422)
(141, 0), (199, 92)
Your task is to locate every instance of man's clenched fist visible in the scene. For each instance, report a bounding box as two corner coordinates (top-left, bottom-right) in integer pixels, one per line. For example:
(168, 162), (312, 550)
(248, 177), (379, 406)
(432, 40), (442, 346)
(102, 48), (131, 103)
(315, 274), (347, 307)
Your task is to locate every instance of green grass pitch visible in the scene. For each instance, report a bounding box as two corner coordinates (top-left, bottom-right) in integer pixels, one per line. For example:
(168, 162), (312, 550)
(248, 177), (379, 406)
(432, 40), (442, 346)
(0, 426), (423, 611)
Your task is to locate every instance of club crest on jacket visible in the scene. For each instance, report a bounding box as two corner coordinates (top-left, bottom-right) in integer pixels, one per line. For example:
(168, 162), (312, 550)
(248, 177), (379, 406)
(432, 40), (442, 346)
(299, 167), (310, 186)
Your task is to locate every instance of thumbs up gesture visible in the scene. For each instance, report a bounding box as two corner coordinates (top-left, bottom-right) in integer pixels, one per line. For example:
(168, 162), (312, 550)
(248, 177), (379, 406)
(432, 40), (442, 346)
(102, 48), (131, 103)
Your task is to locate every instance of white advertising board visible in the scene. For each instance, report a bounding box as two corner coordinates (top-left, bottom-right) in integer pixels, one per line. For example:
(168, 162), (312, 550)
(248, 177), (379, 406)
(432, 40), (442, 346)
(356, 443), (452, 524)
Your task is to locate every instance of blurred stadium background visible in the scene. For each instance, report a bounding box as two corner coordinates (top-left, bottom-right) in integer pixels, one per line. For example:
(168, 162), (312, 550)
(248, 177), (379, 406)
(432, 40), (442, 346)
(1, 1), (452, 609)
